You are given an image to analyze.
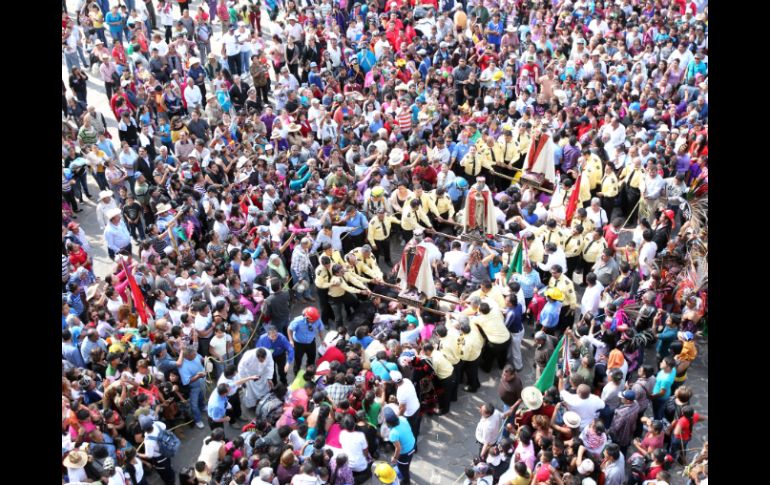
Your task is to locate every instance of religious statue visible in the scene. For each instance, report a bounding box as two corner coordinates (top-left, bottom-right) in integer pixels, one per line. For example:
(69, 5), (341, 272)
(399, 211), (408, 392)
(461, 176), (498, 237)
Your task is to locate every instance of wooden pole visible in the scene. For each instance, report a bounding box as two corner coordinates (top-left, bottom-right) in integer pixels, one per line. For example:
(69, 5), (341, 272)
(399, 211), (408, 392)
(369, 292), (448, 316)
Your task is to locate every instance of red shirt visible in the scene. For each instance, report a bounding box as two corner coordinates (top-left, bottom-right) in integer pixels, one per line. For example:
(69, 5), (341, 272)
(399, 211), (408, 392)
(316, 346), (346, 367)
(414, 165), (437, 186)
(603, 225), (619, 254)
(69, 248), (91, 271)
(674, 413), (700, 441)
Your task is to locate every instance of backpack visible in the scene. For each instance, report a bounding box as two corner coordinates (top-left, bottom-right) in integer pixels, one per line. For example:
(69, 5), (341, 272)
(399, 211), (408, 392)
(146, 423), (181, 458)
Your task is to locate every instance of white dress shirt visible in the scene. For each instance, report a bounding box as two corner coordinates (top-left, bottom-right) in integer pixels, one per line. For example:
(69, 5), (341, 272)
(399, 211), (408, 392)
(538, 248), (567, 274)
(580, 281), (604, 316)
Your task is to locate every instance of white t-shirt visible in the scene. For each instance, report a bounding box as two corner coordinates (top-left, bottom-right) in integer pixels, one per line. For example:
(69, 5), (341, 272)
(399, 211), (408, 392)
(444, 250), (469, 277)
(559, 391), (605, 430)
(106, 467), (127, 485)
(339, 430), (369, 472)
(240, 262), (258, 287)
(223, 33), (240, 56)
(580, 282), (604, 316)
(144, 422), (166, 458)
(195, 313), (213, 332)
(396, 379), (420, 417)
(210, 334), (229, 359)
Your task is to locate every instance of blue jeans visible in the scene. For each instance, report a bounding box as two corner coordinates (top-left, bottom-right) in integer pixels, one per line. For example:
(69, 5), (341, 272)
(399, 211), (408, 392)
(669, 436), (689, 464)
(64, 51), (81, 72)
(240, 50), (251, 73)
(110, 29), (123, 46)
(188, 380), (206, 423)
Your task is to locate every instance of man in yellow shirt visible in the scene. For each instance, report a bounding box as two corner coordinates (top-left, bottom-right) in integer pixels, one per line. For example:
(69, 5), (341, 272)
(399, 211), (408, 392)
(328, 264), (370, 332)
(435, 321), (462, 401)
(405, 185), (441, 221)
(571, 207), (596, 234)
(582, 148), (604, 194)
(460, 145), (494, 179)
(343, 252), (375, 287)
(319, 242), (345, 266)
(348, 245), (384, 281)
(470, 281), (506, 311)
(400, 198), (433, 242)
(367, 208), (399, 266)
(313, 256), (336, 324)
(421, 341), (455, 415)
(430, 186), (456, 232)
(562, 224), (585, 280)
(581, 229), (608, 277)
(524, 232), (545, 267)
(545, 265), (578, 333)
(536, 219), (564, 249)
(597, 164), (620, 219)
(456, 315), (483, 392)
(472, 302), (512, 373)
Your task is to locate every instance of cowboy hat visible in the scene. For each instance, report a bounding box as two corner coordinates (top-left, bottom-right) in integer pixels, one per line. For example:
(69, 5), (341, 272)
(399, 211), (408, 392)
(388, 147), (404, 166)
(545, 287), (565, 301)
(288, 123), (302, 133)
(188, 56), (200, 65)
(86, 285), (100, 302)
(563, 411), (581, 429)
(98, 190), (114, 200)
(63, 449), (88, 469)
(521, 386), (543, 410)
(236, 172), (250, 184)
(346, 91), (365, 101)
(270, 131), (282, 139)
(395, 83), (409, 91)
(106, 208), (122, 220)
(237, 156), (249, 168)
(155, 203), (172, 215)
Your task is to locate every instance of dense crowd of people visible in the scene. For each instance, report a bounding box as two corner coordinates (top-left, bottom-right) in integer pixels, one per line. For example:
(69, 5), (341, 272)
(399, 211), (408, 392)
(62, 0), (708, 484)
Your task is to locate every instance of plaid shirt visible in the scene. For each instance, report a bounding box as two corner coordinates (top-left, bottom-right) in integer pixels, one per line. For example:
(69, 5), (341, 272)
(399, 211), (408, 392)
(325, 383), (354, 407)
(291, 245), (313, 275)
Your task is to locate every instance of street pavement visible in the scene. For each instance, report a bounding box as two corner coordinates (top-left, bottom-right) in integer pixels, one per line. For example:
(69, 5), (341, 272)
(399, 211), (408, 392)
(63, 2), (707, 483)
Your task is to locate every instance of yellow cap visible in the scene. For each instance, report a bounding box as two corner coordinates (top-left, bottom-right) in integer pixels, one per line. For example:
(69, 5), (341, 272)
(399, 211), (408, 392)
(374, 463), (397, 483)
(371, 186), (384, 197)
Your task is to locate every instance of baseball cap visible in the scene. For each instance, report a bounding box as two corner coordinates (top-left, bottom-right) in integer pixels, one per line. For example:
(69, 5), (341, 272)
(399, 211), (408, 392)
(389, 370), (403, 382)
(619, 390), (637, 401)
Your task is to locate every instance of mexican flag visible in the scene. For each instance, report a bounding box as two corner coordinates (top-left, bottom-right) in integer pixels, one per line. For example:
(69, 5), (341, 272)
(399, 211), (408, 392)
(506, 242), (524, 282)
(535, 334), (565, 393)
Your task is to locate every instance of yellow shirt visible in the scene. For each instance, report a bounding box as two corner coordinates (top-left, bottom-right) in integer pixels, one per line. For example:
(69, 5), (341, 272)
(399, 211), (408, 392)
(600, 173), (620, 198)
(571, 216), (595, 234)
(343, 268), (370, 289)
(562, 232), (585, 258)
(471, 311), (510, 344)
(438, 333), (462, 365)
(457, 327), (484, 361)
(578, 171), (592, 204)
(400, 206), (432, 231)
(582, 237), (608, 264)
(367, 214), (399, 245)
(89, 11), (104, 28)
(527, 238), (545, 264)
(461, 150), (493, 177)
(314, 264), (333, 290)
(470, 287), (506, 311)
(548, 274), (577, 309)
(349, 249), (384, 280)
(537, 227), (565, 249)
(619, 166), (644, 189)
(405, 193), (440, 218)
(429, 351), (455, 379)
(514, 129), (531, 155)
(492, 137), (519, 166)
(328, 275), (363, 298)
(431, 193), (455, 220)
(322, 250), (345, 266)
(584, 154), (603, 189)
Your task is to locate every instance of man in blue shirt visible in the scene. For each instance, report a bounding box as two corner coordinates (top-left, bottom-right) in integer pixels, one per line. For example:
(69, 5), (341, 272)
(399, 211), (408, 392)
(341, 205), (369, 254)
(384, 407), (416, 484)
(486, 12), (504, 51)
(177, 346), (208, 428)
(308, 62), (324, 91)
(539, 287), (564, 334)
(104, 6), (124, 45)
(256, 325), (294, 386)
(651, 357), (677, 420)
(62, 329), (86, 369)
(80, 329), (108, 366)
(287, 307), (325, 375)
(207, 383), (231, 431)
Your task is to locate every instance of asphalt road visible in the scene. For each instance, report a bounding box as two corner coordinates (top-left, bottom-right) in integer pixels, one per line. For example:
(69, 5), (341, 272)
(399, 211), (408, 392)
(63, 1), (707, 483)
